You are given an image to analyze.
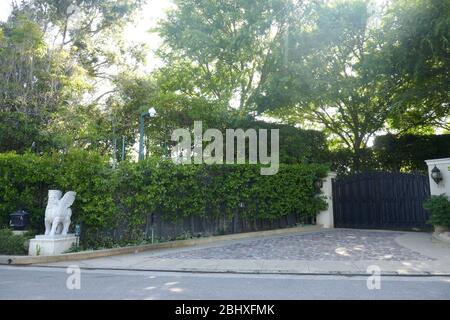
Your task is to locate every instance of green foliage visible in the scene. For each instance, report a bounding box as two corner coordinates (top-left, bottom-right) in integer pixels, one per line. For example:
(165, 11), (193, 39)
(0, 150), (329, 246)
(112, 72), (330, 164)
(424, 195), (450, 227)
(329, 134), (450, 175)
(373, 134), (450, 172)
(377, 0), (450, 132)
(0, 11), (89, 153)
(22, 0), (146, 76)
(155, 0), (295, 111)
(258, 0), (392, 171)
(112, 160), (329, 243)
(0, 1), (146, 155)
(0, 229), (28, 255)
(64, 244), (84, 254)
(0, 150), (114, 234)
(0, 152), (55, 229)
(231, 119), (330, 164)
(329, 148), (379, 176)
(0, 112), (52, 153)
(1, 0), (448, 176)
(54, 149), (117, 231)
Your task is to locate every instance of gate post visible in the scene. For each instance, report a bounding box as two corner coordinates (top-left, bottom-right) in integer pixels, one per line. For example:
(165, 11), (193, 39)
(425, 158), (450, 197)
(316, 172), (337, 229)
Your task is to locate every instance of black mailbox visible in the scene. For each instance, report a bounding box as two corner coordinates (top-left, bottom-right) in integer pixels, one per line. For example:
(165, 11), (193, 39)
(9, 210), (30, 230)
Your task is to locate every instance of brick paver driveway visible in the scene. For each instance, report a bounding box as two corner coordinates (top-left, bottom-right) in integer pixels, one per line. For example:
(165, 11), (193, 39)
(39, 228), (450, 275)
(155, 229), (433, 261)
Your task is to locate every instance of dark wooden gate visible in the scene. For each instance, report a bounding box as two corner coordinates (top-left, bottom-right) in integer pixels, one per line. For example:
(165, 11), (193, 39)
(333, 172), (431, 229)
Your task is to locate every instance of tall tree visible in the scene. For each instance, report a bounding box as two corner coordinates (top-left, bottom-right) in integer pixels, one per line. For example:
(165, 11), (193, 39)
(257, 0), (391, 170)
(376, 0), (450, 132)
(155, 0), (299, 113)
(0, 13), (87, 152)
(0, 0), (146, 153)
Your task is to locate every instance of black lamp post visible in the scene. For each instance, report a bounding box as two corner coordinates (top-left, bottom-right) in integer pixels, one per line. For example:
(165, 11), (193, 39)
(431, 166), (443, 184)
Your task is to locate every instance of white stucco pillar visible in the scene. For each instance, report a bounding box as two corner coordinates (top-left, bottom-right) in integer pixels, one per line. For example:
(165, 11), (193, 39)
(425, 158), (450, 197)
(316, 172), (337, 229)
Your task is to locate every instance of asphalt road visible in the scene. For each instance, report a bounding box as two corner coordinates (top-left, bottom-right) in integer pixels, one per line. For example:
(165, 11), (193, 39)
(0, 266), (449, 300)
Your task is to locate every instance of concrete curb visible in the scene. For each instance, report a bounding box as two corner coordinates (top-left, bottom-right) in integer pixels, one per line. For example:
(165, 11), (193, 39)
(0, 225), (323, 266)
(24, 264), (450, 277)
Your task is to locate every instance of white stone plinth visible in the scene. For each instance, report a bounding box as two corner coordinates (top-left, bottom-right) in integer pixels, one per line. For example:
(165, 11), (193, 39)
(29, 234), (77, 256)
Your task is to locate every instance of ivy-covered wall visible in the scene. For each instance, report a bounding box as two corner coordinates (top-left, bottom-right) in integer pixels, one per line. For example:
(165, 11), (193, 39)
(0, 150), (328, 247)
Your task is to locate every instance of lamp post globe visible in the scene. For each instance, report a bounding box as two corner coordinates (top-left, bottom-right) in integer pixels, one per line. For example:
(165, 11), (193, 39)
(148, 107), (157, 118)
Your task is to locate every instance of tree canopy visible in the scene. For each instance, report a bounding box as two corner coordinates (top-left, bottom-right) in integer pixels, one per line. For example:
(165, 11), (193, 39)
(257, 0), (393, 169)
(155, 0), (298, 112)
(0, 0), (448, 172)
(375, 0), (450, 133)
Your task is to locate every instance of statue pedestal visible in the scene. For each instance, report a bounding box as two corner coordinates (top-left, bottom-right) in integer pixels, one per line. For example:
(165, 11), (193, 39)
(29, 235), (77, 256)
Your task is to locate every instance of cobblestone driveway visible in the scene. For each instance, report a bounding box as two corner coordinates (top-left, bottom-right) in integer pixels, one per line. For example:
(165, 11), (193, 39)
(156, 229), (434, 261)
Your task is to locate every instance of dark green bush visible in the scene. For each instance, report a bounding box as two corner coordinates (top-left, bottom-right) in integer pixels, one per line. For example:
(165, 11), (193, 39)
(328, 134), (450, 174)
(0, 150), (329, 247)
(0, 150), (115, 233)
(54, 149), (116, 234)
(114, 160), (328, 222)
(373, 134), (450, 172)
(0, 229), (28, 255)
(0, 112), (53, 154)
(329, 148), (379, 176)
(0, 152), (54, 229)
(230, 119), (331, 164)
(424, 195), (450, 227)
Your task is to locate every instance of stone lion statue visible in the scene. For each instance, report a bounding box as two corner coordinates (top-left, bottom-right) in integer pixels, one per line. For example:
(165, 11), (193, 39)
(44, 190), (77, 236)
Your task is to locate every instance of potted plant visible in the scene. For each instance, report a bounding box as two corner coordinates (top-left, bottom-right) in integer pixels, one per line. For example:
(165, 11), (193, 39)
(423, 194), (450, 234)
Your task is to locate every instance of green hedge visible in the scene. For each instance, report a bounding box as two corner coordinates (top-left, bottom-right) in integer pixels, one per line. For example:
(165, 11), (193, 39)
(374, 134), (450, 172)
(0, 150), (115, 237)
(0, 150), (328, 245)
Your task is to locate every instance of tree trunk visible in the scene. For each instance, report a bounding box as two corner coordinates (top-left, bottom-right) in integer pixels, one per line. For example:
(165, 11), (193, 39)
(353, 144), (363, 173)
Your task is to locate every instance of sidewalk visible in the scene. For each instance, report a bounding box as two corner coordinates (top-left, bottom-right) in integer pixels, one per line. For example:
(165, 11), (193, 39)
(35, 229), (450, 276)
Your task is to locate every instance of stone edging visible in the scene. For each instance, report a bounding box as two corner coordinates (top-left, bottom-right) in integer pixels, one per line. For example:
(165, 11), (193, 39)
(433, 232), (450, 245)
(0, 225), (323, 266)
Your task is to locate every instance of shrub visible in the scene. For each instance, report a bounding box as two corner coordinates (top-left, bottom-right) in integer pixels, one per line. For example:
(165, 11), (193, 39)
(0, 112), (52, 154)
(374, 134), (450, 172)
(114, 160), (329, 222)
(0, 152), (54, 229)
(329, 148), (379, 176)
(0, 150), (115, 235)
(54, 149), (116, 234)
(0, 150), (329, 247)
(0, 229), (28, 255)
(110, 160), (329, 245)
(423, 195), (450, 227)
(328, 134), (450, 174)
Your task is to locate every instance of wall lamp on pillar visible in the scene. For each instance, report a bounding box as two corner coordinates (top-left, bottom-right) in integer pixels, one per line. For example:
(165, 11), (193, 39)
(314, 178), (324, 192)
(431, 165), (443, 184)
